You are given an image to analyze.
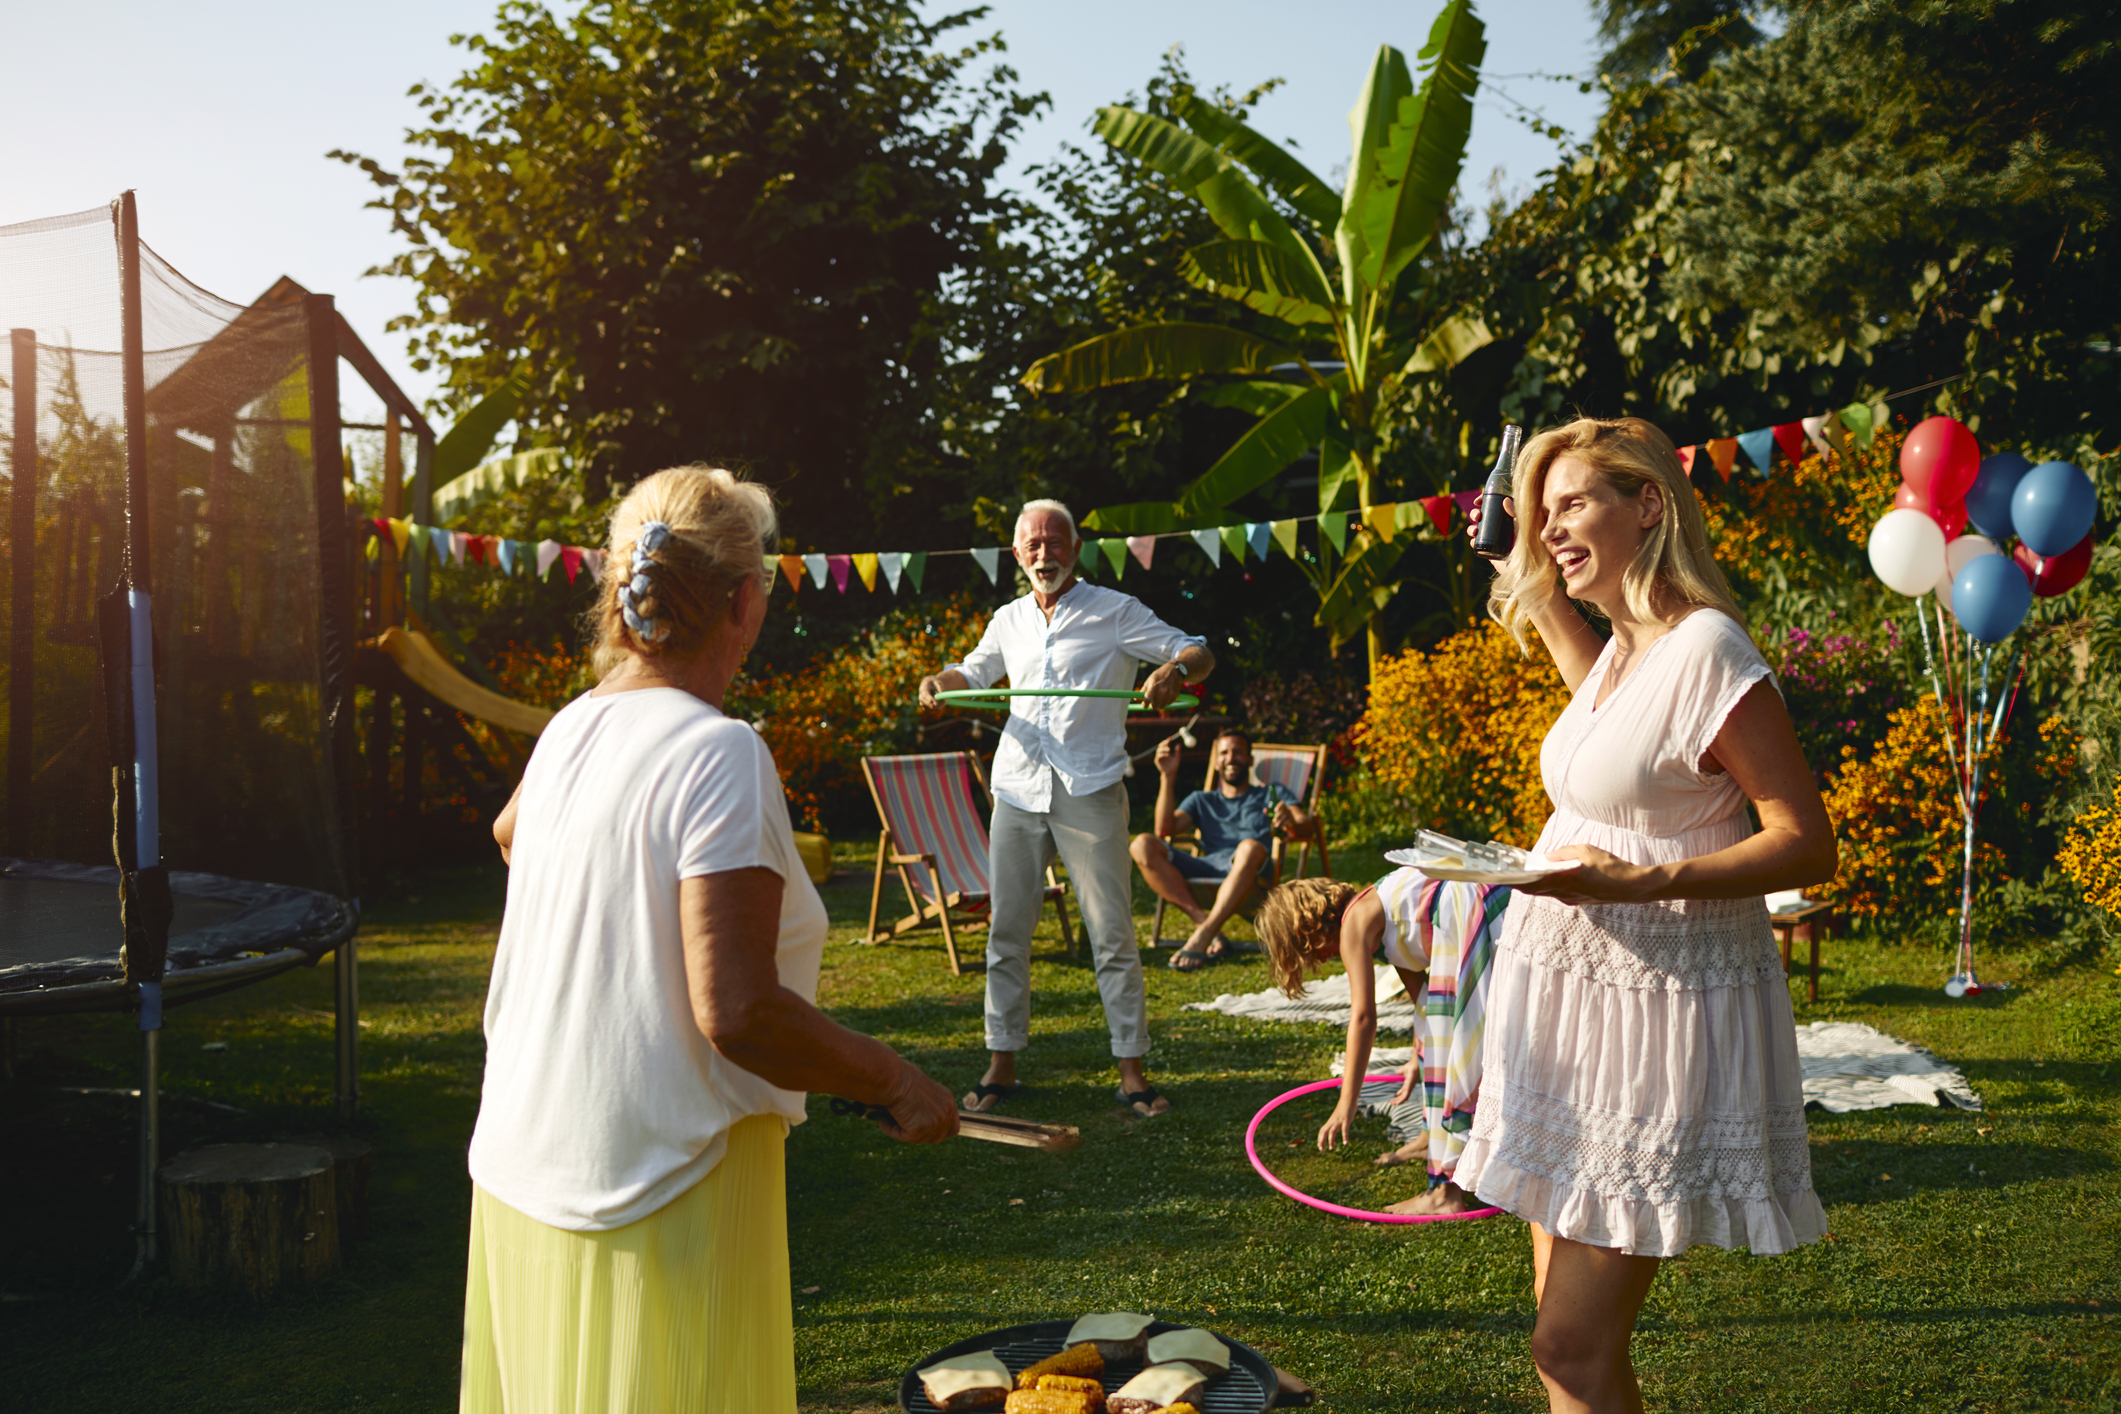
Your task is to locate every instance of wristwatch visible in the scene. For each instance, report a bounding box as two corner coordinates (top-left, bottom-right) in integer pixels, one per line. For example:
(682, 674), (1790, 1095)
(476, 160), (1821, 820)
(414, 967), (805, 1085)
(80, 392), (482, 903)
(1163, 659), (1192, 682)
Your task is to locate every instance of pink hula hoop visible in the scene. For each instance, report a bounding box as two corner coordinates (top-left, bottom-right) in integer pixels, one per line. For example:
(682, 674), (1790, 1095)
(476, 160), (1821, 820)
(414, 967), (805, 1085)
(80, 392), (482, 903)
(1245, 1077), (1506, 1225)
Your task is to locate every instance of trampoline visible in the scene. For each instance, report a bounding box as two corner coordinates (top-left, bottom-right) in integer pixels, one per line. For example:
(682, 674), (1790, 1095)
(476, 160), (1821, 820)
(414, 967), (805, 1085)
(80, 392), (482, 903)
(1, 195), (425, 1275)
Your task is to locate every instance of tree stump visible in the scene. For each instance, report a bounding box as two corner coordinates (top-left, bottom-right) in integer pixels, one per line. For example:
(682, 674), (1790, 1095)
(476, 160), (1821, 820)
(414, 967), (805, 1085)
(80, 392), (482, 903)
(159, 1143), (340, 1296)
(291, 1134), (373, 1251)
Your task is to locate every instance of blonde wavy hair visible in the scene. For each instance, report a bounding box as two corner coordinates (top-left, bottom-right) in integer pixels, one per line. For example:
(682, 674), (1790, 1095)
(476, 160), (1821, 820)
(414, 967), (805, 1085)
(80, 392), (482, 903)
(587, 465), (778, 679)
(1487, 417), (1741, 652)
(1255, 877), (1361, 998)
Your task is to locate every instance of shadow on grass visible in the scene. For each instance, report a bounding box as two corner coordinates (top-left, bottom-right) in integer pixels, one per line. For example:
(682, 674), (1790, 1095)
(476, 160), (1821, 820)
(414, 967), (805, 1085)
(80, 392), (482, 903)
(1843, 981), (2027, 1011)
(1808, 1135), (2108, 1206)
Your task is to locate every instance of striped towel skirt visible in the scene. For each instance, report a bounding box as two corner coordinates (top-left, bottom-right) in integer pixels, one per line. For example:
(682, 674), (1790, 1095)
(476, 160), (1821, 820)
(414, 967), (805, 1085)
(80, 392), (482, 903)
(460, 1114), (795, 1413)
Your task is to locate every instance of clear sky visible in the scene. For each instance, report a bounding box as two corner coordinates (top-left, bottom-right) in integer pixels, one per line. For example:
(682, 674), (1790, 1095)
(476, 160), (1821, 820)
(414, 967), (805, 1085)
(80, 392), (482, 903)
(0, 0), (1606, 430)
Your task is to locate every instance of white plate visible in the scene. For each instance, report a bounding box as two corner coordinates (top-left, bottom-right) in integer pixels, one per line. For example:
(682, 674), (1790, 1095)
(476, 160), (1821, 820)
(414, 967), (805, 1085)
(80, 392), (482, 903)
(1383, 848), (1582, 887)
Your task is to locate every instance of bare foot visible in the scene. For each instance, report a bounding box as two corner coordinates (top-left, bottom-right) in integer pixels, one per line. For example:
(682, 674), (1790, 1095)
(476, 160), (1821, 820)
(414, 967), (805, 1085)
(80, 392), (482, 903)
(1384, 1182), (1477, 1216)
(1374, 1133), (1429, 1167)
(1181, 922), (1228, 959)
(1116, 1085), (1171, 1118)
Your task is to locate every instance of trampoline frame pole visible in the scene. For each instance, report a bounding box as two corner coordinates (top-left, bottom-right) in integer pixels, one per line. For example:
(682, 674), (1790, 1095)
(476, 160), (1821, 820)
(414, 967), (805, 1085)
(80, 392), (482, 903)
(136, 1027), (159, 1264)
(306, 292), (360, 1120)
(8, 329), (35, 857)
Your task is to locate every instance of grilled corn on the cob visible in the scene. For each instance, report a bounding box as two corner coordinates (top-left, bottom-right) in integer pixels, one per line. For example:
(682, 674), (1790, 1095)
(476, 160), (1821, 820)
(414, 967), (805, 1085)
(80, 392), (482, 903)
(1015, 1344), (1104, 1388)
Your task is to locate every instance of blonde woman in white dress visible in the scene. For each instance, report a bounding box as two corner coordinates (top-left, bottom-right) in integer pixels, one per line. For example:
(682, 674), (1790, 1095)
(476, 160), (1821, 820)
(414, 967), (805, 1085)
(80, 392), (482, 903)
(1456, 418), (1837, 1414)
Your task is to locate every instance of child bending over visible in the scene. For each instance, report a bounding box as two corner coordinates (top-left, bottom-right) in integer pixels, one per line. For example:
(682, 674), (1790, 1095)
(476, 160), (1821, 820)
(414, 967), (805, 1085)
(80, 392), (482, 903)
(1256, 868), (1510, 1216)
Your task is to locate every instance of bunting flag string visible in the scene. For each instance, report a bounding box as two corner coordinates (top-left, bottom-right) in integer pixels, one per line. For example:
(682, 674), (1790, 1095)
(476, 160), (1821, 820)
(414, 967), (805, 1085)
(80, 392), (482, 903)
(359, 387), (1925, 605)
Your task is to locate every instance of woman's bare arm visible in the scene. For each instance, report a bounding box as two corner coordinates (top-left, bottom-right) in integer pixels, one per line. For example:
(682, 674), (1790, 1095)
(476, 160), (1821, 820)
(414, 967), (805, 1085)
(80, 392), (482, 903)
(1319, 891), (1387, 1150)
(1528, 595), (1605, 694)
(493, 782), (524, 864)
(1518, 680), (1839, 904)
(682, 869), (958, 1143)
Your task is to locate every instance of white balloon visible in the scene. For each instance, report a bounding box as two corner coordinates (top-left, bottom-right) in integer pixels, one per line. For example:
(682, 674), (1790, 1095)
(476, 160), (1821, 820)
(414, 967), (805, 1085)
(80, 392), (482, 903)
(1868, 507), (1949, 597)
(1935, 534), (2000, 612)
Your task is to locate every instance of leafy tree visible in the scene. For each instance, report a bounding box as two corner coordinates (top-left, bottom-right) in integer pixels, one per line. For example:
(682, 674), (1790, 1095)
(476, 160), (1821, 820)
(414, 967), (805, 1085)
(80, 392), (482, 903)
(334, 0), (1039, 550)
(1594, 0), (1778, 83)
(1017, 0), (1495, 673)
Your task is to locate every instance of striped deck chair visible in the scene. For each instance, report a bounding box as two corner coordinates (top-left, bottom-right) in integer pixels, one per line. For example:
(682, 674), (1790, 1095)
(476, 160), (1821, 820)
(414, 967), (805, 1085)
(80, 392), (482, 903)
(860, 752), (1074, 975)
(1149, 741), (1333, 946)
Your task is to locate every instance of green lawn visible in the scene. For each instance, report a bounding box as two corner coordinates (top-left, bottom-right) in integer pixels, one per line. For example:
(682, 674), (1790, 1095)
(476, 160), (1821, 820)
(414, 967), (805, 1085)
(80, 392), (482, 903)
(4, 848), (2116, 1411)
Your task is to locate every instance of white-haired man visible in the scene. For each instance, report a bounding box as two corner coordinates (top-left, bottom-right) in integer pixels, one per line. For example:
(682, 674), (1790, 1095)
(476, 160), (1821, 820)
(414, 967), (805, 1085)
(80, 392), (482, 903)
(919, 499), (1214, 1118)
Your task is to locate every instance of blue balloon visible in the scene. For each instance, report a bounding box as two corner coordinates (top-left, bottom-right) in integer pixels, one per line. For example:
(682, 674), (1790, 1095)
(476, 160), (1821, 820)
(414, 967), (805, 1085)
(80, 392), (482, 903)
(1964, 451), (2030, 539)
(1952, 553), (2032, 642)
(2011, 460), (2097, 556)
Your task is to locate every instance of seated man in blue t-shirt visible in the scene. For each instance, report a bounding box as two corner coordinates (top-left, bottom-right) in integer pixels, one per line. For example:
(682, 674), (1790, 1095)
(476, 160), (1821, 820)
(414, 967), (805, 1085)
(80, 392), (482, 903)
(1129, 728), (1314, 971)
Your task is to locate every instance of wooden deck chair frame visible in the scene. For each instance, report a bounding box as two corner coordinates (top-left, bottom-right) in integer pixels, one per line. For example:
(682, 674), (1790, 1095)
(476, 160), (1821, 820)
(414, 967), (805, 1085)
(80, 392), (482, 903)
(860, 750), (1075, 975)
(1148, 740), (1333, 947)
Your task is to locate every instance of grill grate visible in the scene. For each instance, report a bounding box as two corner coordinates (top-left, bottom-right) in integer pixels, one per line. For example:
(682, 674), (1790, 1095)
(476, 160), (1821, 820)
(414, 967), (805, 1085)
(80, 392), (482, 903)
(899, 1319), (1274, 1414)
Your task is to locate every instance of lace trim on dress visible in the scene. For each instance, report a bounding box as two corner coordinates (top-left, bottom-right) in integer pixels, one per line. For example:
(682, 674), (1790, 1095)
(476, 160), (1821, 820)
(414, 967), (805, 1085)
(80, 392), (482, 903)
(1481, 1074), (1814, 1204)
(1507, 891), (1788, 991)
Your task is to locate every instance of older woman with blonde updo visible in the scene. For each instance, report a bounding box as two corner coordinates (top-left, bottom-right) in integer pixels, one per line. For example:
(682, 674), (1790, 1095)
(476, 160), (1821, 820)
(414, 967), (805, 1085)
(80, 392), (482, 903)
(460, 465), (957, 1414)
(1456, 418), (1838, 1414)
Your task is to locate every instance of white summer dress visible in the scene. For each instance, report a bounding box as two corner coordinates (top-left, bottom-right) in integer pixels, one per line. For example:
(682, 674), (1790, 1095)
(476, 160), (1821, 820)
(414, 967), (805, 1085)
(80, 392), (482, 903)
(1454, 609), (1828, 1257)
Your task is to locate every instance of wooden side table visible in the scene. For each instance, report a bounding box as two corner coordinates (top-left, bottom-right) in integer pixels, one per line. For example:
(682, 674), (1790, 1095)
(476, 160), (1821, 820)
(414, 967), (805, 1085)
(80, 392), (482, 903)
(1770, 900), (1833, 1002)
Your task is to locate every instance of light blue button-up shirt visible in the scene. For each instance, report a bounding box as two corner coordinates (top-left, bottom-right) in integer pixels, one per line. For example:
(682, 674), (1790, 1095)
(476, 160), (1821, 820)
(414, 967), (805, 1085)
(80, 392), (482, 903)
(946, 580), (1206, 813)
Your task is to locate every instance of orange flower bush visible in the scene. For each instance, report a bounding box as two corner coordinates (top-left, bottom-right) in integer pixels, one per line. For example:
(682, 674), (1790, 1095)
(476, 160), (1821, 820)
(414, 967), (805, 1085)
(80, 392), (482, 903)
(1701, 429), (1903, 569)
(1355, 621), (1570, 847)
(2059, 782), (2121, 925)
(730, 595), (990, 832)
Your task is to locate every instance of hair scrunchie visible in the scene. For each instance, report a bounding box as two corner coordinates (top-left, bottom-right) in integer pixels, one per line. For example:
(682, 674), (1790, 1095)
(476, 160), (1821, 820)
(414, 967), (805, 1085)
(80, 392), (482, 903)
(618, 521), (672, 643)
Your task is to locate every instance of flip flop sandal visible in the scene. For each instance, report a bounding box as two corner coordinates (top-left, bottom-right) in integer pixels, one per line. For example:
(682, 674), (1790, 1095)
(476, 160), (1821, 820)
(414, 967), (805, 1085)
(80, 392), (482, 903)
(1115, 1084), (1168, 1118)
(1167, 947), (1216, 972)
(962, 1081), (1019, 1113)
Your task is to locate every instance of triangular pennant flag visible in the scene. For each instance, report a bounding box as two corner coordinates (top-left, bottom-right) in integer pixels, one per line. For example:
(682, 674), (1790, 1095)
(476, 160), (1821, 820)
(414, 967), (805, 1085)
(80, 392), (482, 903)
(1676, 445), (1698, 476)
(1365, 503), (1397, 543)
(905, 551), (928, 592)
(1772, 422), (1807, 466)
(495, 538), (518, 575)
(372, 517), (390, 544)
(442, 530), (461, 566)
(778, 554), (804, 592)
(1839, 402), (1877, 449)
(560, 546), (583, 584)
(1706, 438), (1738, 481)
(1420, 495), (1452, 537)
(538, 539), (562, 579)
(804, 553), (829, 588)
(1804, 411), (1847, 458)
(388, 518), (411, 556)
(472, 535), (493, 568)
(1098, 537), (1128, 578)
(878, 551), (903, 593)
(405, 523), (431, 561)
(971, 546), (1000, 584)
(1246, 522), (1272, 560)
(1271, 519), (1299, 558)
(1735, 428), (1776, 477)
(1319, 511), (1348, 553)
(1221, 524), (1247, 562)
(1451, 490), (1480, 514)
(827, 554), (852, 592)
(583, 548), (605, 581)
(363, 533), (379, 562)
(853, 552), (879, 592)
(1191, 528), (1223, 567)
(1125, 534), (1155, 570)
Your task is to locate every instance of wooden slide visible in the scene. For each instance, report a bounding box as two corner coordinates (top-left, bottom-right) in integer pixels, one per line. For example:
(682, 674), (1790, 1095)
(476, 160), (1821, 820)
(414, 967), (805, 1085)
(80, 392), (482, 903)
(368, 626), (554, 738)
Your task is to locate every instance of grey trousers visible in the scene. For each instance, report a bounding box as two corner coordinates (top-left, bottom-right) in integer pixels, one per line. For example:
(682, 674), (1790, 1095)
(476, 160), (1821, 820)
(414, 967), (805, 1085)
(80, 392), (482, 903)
(984, 771), (1148, 1058)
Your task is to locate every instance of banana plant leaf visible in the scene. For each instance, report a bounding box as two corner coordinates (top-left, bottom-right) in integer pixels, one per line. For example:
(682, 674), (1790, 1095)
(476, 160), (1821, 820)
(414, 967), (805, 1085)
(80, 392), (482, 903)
(1199, 380), (1308, 416)
(1176, 386), (1333, 518)
(430, 447), (572, 526)
(1173, 94), (1344, 230)
(432, 368), (530, 481)
(1335, 45), (1415, 304)
(1021, 323), (1298, 393)
(1180, 240), (1336, 325)
(1316, 534), (1409, 648)
(1360, 0), (1485, 291)
(1093, 106), (1309, 262)
(1401, 312), (1495, 375)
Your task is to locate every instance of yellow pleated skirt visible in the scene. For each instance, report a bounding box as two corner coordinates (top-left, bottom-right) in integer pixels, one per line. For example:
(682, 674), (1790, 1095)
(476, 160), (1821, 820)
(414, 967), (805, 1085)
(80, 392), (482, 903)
(459, 1114), (796, 1414)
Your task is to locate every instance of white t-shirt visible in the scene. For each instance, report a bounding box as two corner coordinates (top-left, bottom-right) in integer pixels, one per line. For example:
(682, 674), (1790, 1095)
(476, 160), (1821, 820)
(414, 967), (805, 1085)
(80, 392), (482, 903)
(468, 687), (828, 1231)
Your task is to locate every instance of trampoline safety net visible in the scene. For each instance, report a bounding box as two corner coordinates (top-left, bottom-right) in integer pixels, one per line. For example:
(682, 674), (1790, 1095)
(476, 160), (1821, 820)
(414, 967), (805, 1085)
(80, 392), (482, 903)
(2, 201), (356, 1009)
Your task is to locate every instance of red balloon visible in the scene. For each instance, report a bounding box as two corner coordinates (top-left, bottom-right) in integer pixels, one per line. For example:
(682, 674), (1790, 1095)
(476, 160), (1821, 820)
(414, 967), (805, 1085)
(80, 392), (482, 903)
(1895, 480), (1968, 538)
(2012, 532), (2093, 597)
(1900, 416), (1981, 505)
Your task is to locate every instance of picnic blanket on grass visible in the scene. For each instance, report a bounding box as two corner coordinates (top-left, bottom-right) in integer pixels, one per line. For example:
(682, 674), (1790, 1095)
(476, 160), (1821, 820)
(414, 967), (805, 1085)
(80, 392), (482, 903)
(1195, 977), (1988, 1114)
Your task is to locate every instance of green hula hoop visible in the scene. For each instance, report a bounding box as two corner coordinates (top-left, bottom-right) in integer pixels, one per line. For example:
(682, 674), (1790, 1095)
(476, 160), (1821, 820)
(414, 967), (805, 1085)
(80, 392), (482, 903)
(934, 688), (1199, 713)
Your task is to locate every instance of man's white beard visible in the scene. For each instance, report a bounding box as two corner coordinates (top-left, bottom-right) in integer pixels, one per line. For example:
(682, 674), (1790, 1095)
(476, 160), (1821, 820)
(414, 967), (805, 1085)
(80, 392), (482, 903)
(1027, 560), (1070, 593)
